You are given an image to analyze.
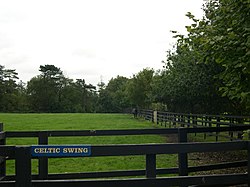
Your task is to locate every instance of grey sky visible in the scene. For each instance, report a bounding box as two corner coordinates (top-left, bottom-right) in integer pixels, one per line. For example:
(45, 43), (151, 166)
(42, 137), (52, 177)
(0, 0), (204, 85)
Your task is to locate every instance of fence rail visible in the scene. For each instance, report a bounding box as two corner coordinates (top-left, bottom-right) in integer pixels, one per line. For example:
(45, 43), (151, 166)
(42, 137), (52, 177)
(0, 141), (249, 187)
(140, 110), (250, 126)
(140, 109), (250, 141)
(1, 122), (250, 186)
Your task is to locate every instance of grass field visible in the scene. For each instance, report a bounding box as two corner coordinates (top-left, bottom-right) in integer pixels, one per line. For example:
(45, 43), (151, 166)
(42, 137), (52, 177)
(0, 113), (177, 175)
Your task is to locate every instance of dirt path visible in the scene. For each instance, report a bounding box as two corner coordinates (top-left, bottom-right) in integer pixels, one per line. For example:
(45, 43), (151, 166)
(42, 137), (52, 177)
(166, 134), (247, 175)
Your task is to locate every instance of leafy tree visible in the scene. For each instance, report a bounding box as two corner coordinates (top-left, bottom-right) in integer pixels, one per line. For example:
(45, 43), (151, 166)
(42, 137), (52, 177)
(74, 79), (96, 112)
(160, 0), (250, 114)
(0, 65), (19, 112)
(201, 0), (250, 113)
(27, 65), (97, 113)
(156, 48), (232, 113)
(97, 76), (130, 112)
(57, 79), (96, 113)
(15, 81), (29, 112)
(126, 68), (154, 108)
(27, 65), (64, 112)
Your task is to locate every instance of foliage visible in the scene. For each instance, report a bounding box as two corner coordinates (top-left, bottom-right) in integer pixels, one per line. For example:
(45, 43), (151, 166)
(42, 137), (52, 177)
(156, 0), (250, 114)
(156, 46), (233, 113)
(126, 68), (154, 108)
(0, 65), (21, 112)
(27, 65), (64, 112)
(201, 0), (250, 111)
(97, 76), (130, 113)
(1, 0), (249, 114)
(27, 65), (96, 113)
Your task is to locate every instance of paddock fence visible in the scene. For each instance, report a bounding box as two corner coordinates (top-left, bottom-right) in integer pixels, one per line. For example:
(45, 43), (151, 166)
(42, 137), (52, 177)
(140, 109), (250, 141)
(1, 123), (250, 186)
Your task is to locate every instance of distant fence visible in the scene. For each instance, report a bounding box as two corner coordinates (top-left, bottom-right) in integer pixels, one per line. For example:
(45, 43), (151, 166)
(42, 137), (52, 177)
(140, 109), (250, 141)
(1, 123), (250, 186)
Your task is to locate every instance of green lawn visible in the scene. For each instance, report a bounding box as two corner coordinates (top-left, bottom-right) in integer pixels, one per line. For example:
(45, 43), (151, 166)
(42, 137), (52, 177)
(0, 113), (177, 175)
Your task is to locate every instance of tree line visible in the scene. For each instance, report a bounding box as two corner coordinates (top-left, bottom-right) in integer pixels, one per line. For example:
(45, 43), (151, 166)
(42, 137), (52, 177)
(0, 64), (154, 113)
(0, 0), (249, 114)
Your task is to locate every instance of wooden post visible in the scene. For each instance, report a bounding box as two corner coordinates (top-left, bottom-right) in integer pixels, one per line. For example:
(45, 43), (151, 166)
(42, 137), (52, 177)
(153, 111), (158, 124)
(164, 114), (167, 127)
(15, 147), (32, 187)
(229, 118), (233, 140)
(178, 128), (188, 176)
(237, 118), (244, 140)
(160, 113), (163, 126)
(0, 123), (4, 145)
(173, 114), (176, 127)
(146, 154), (156, 178)
(194, 116), (197, 136)
(204, 116), (207, 140)
(38, 131), (48, 179)
(181, 115), (184, 127)
(248, 142), (250, 187)
(0, 123), (6, 179)
(209, 117), (212, 127)
(169, 114), (172, 128)
(216, 117), (220, 142)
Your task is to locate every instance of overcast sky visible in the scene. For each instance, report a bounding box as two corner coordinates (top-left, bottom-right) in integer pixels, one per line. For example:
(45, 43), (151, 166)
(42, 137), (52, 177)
(0, 0), (204, 86)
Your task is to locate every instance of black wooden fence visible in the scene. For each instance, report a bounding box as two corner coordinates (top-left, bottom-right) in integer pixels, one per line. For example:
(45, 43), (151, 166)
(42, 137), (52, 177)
(140, 110), (250, 127)
(140, 110), (250, 141)
(1, 123), (250, 186)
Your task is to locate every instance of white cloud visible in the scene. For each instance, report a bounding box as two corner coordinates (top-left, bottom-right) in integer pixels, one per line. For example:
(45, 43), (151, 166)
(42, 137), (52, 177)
(0, 0), (204, 85)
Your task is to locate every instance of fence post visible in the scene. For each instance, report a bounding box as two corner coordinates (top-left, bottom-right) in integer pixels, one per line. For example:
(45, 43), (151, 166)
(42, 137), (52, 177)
(15, 146), (32, 187)
(164, 114), (167, 127)
(237, 118), (244, 139)
(178, 128), (188, 187)
(151, 111), (154, 123)
(153, 111), (158, 124)
(191, 116), (194, 126)
(178, 128), (188, 176)
(204, 116), (207, 140)
(146, 154), (156, 178)
(169, 114), (172, 128)
(38, 131), (48, 179)
(208, 117), (212, 138)
(194, 116), (197, 136)
(229, 118), (233, 141)
(160, 113), (163, 126)
(0, 123), (6, 179)
(248, 142), (250, 187)
(216, 117), (220, 142)
(173, 114), (176, 127)
(181, 115), (184, 127)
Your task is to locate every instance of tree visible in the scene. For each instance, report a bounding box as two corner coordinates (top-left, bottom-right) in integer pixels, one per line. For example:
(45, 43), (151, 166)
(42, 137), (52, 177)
(15, 81), (29, 112)
(27, 65), (97, 113)
(57, 79), (96, 113)
(74, 79), (96, 112)
(97, 76), (130, 113)
(27, 65), (64, 112)
(126, 68), (154, 108)
(155, 48), (232, 113)
(201, 0), (250, 113)
(0, 65), (19, 112)
(160, 0), (250, 114)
